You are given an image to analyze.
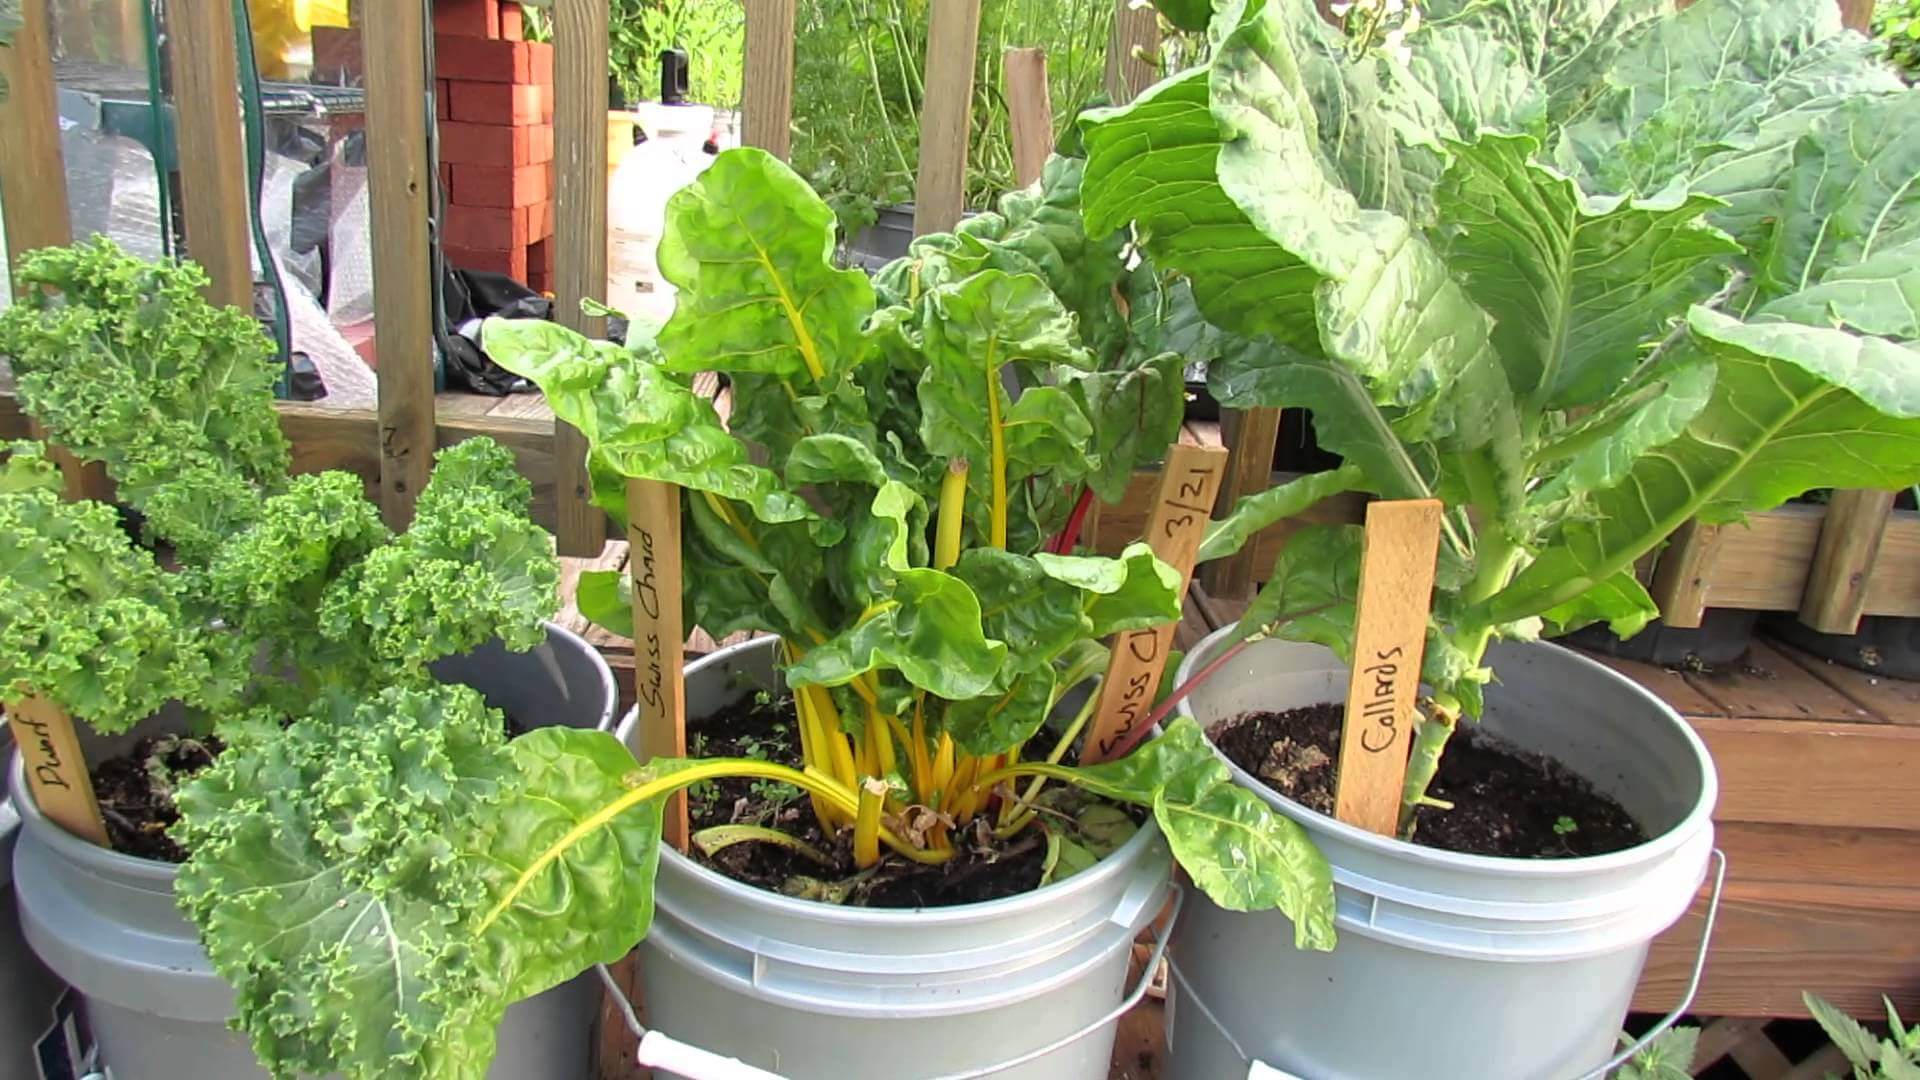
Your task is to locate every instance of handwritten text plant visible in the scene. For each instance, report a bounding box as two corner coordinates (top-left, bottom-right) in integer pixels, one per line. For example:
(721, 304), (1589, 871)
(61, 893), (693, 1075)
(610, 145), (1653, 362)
(483, 148), (1336, 946)
(1104, 0), (1920, 831)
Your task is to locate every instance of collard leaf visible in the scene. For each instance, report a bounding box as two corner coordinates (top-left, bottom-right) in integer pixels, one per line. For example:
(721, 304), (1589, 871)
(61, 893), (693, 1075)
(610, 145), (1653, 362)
(1418, 0), (1670, 114)
(1757, 237), (1920, 338)
(1489, 307), (1920, 624)
(655, 148), (875, 383)
(1431, 133), (1740, 408)
(1540, 571), (1659, 637)
(1200, 464), (1367, 563)
(1526, 360), (1717, 519)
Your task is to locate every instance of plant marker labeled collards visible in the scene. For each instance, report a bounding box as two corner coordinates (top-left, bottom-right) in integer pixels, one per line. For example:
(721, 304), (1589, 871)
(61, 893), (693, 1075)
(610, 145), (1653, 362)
(1083, 444), (1229, 764)
(628, 477), (689, 851)
(1334, 499), (1444, 836)
(5, 696), (108, 846)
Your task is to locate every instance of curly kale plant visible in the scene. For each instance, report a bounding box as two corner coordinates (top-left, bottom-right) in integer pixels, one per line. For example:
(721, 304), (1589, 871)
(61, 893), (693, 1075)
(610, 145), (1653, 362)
(1086, 0), (1920, 829)
(0, 238), (290, 560)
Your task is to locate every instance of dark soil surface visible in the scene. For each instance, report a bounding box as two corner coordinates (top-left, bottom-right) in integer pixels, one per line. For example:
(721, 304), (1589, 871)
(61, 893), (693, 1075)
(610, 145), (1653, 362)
(1212, 703), (1646, 858)
(687, 694), (1050, 908)
(92, 734), (223, 862)
(87, 712), (534, 863)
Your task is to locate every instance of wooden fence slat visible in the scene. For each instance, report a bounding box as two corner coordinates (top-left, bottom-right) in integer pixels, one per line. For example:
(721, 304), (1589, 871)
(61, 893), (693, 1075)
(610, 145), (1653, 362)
(169, 0), (253, 311)
(550, 0), (611, 556)
(1798, 488), (1896, 634)
(912, 0), (983, 236)
(0, 0), (72, 259)
(1004, 47), (1052, 188)
(362, 0), (437, 528)
(1104, 0), (1161, 103)
(742, 0), (797, 159)
(1202, 407), (1284, 599)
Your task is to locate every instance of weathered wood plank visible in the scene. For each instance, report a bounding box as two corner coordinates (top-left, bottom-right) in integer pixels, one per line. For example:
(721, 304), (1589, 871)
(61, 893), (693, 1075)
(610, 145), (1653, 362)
(1583, 653), (1730, 719)
(0, 0), (72, 258)
(362, 3), (437, 528)
(169, 0), (253, 309)
(912, 0), (983, 235)
(1103, 0), (1161, 102)
(1714, 821), (1920, 892)
(741, 0), (797, 159)
(1798, 490), (1896, 633)
(1202, 407), (1283, 600)
(1651, 521), (1726, 630)
(1004, 47), (1052, 188)
(1686, 715), (1920, 830)
(550, 0), (612, 556)
(1681, 642), (1876, 725)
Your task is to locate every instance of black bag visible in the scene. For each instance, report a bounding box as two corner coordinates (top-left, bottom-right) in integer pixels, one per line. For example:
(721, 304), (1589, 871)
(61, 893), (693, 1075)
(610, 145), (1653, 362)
(439, 267), (551, 395)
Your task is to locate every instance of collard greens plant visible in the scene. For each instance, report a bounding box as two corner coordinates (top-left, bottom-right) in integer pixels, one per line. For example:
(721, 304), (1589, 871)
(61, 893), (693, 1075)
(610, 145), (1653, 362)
(482, 146), (1336, 952)
(1111, 0), (1920, 826)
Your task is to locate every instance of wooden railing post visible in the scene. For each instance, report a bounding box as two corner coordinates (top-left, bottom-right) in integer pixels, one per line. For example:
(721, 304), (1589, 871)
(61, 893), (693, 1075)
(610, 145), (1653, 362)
(742, 0), (797, 159)
(1004, 46), (1052, 188)
(1104, 0), (1161, 103)
(169, 0), (253, 311)
(1799, 490), (1897, 634)
(913, 0), (983, 237)
(549, 0), (611, 557)
(362, 0), (437, 529)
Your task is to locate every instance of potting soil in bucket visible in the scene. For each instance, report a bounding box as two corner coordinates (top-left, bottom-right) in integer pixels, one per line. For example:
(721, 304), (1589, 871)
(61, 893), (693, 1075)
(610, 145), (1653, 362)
(1168, 631), (1718, 1080)
(8, 623), (616, 1080)
(618, 637), (1175, 1080)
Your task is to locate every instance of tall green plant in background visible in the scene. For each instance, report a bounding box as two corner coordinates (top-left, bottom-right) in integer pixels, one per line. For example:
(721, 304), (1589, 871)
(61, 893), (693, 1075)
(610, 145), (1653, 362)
(609, 0), (744, 105)
(790, 0), (1125, 232)
(1876, 0), (1920, 78)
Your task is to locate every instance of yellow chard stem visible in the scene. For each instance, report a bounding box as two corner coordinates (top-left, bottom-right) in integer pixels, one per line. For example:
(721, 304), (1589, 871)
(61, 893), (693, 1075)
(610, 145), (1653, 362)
(936, 458), (969, 570)
(853, 778), (887, 868)
(985, 346), (1009, 549)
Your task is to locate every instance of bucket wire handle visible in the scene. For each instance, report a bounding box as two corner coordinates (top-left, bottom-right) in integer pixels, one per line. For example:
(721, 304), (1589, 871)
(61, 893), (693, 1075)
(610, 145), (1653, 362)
(1572, 847), (1728, 1080)
(928, 880), (1186, 1080)
(1243, 848), (1729, 1080)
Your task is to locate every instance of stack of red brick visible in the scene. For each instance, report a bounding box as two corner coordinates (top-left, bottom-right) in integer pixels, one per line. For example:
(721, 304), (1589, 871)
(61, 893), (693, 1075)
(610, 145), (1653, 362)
(433, 0), (556, 292)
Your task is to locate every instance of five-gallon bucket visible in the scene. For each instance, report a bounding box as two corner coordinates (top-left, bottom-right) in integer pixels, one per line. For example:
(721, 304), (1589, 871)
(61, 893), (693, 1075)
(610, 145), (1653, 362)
(1168, 631), (1721, 1080)
(10, 623), (617, 1080)
(1, 727), (69, 1080)
(617, 636), (1177, 1079)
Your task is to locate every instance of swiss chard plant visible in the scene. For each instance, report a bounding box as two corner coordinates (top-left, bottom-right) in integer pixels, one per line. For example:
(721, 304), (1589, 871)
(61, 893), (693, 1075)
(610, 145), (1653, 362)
(481, 147), (1336, 942)
(1103, 0), (1920, 830)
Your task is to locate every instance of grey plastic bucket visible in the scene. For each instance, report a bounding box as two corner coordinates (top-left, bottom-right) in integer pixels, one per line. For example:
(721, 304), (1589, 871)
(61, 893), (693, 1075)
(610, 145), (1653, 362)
(2, 728), (69, 1080)
(9, 622), (617, 1080)
(613, 636), (1175, 1079)
(1167, 631), (1721, 1080)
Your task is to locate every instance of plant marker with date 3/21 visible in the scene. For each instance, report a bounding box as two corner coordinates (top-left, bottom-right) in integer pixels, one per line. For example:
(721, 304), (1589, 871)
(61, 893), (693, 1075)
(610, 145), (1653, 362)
(1334, 499), (1444, 836)
(1081, 443), (1228, 764)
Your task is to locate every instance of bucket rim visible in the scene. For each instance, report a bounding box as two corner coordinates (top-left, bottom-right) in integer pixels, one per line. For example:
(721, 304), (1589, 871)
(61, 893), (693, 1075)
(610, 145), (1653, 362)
(9, 620), (615, 880)
(637, 634), (1172, 928)
(1174, 625), (1720, 879)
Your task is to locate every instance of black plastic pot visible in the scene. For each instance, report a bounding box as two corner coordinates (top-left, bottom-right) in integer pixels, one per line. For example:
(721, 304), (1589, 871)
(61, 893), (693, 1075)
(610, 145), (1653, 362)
(1765, 613), (1920, 680)
(1557, 609), (1759, 669)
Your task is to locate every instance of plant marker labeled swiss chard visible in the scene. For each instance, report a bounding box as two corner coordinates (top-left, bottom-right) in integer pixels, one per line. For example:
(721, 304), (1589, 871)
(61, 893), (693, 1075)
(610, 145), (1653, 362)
(4, 696), (108, 846)
(628, 475), (690, 849)
(1332, 500), (1442, 837)
(1083, 443), (1227, 763)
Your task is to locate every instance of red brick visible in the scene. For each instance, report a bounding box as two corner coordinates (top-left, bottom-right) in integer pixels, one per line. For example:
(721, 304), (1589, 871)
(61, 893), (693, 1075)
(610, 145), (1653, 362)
(436, 79), (452, 119)
(433, 0), (499, 38)
(444, 244), (528, 280)
(452, 163), (548, 208)
(528, 237), (554, 276)
(434, 35), (529, 82)
(437, 120), (531, 167)
(448, 81), (545, 125)
(527, 123), (553, 164)
(525, 198), (553, 242)
(444, 205), (530, 251)
(528, 42), (553, 85)
(311, 26), (363, 82)
(498, 3), (523, 41)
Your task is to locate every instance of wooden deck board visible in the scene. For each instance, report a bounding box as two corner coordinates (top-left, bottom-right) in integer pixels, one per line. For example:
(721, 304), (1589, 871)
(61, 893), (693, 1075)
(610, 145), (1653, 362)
(1680, 641), (1877, 724)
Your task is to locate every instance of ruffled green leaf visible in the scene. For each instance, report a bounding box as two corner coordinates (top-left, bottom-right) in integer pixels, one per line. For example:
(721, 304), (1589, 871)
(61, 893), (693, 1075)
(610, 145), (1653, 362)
(785, 569), (1007, 700)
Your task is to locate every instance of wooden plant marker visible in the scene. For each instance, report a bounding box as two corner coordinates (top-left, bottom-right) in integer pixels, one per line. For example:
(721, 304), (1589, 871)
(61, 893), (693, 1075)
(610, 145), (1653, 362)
(1082, 444), (1229, 764)
(1333, 499), (1444, 836)
(627, 478), (689, 851)
(4, 697), (108, 846)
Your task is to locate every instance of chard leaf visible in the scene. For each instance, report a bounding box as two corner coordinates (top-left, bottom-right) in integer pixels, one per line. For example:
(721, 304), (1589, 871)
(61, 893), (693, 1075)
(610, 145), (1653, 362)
(174, 685), (520, 1080)
(784, 568), (1007, 700)
(1489, 307), (1920, 624)
(1043, 717), (1336, 950)
(1061, 349), (1188, 505)
(574, 569), (633, 639)
(655, 148), (875, 383)
(1431, 132), (1740, 408)
(477, 727), (670, 1003)
(481, 318), (817, 528)
(1042, 541), (1185, 637)
(1238, 523), (1361, 656)
(952, 548), (1096, 666)
(945, 665), (1058, 756)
